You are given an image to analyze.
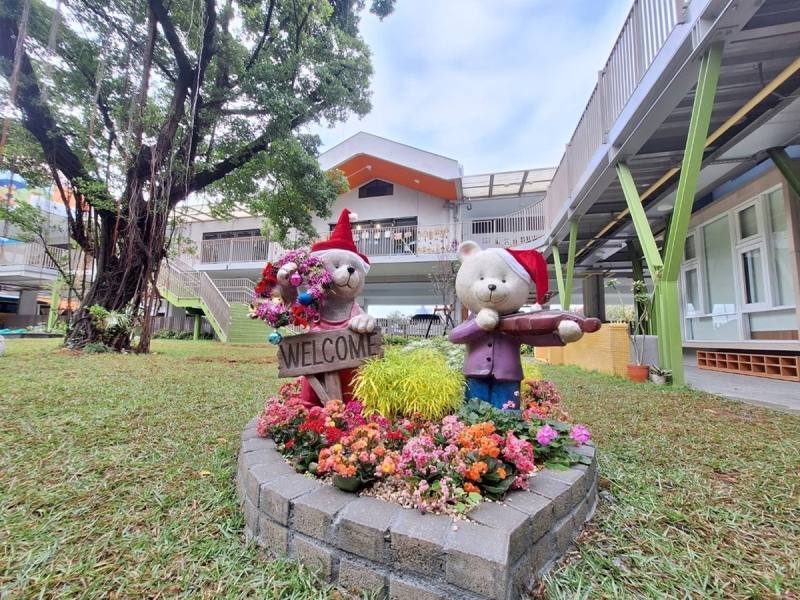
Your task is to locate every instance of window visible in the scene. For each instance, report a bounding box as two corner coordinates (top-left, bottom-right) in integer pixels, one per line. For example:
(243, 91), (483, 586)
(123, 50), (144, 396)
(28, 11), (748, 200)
(703, 216), (736, 314)
(741, 247), (765, 304)
(737, 204), (759, 239)
(684, 234), (696, 261)
(202, 229), (260, 240)
(683, 268), (700, 316)
(766, 189), (794, 306)
(358, 179), (394, 198)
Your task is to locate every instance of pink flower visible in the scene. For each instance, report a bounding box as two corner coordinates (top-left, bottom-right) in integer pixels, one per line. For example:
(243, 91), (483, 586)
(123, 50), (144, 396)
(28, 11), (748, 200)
(570, 424), (591, 445)
(501, 400), (518, 410)
(535, 424), (558, 446)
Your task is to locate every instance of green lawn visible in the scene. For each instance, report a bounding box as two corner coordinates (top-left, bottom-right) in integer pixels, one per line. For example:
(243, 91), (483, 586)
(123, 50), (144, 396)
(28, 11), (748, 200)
(1, 339), (798, 599)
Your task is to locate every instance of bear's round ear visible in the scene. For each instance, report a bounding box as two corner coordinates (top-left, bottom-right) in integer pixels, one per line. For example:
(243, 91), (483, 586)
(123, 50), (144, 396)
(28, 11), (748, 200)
(458, 241), (481, 260)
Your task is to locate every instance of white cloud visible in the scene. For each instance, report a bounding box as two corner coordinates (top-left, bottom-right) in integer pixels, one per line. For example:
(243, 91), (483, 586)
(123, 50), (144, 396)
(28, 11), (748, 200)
(312, 0), (632, 174)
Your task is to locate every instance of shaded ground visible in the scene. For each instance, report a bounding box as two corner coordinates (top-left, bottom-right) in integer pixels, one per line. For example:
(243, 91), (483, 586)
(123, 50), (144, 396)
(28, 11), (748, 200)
(1, 340), (798, 599)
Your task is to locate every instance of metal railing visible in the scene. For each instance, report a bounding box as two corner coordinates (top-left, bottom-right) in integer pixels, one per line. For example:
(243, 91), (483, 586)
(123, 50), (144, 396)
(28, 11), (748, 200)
(192, 202), (547, 265)
(542, 0), (683, 233)
(199, 272), (230, 339)
(0, 242), (68, 270)
(464, 202), (545, 249)
(376, 317), (448, 338)
(215, 278), (256, 304)
(157, 259), (231, 340)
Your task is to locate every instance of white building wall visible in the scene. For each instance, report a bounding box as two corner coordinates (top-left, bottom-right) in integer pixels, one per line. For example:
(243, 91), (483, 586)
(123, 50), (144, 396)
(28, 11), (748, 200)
(311, 182), (452, 231)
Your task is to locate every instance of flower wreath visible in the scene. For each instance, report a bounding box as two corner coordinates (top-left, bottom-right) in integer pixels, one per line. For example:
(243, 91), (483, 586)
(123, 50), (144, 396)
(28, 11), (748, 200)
(250, 247), (333, 330)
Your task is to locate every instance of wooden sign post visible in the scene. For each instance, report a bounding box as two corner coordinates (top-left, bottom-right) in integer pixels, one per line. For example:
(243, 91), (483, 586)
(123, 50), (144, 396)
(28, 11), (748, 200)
(277, 327), (384, 403)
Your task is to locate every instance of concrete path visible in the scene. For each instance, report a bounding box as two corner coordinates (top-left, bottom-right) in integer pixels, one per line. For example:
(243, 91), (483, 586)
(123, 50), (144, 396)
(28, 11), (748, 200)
(684, 362), (800, 415)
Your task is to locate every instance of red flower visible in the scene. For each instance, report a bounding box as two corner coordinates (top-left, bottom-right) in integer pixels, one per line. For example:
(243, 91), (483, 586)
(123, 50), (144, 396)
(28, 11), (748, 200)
(285, 439), (295, 449)
(300, 417), (325, 434)
(324, 427), (343, 444)
(387, 430), (406, 441)
(255, 279), (268, 295)
(262, 262), (274, 277)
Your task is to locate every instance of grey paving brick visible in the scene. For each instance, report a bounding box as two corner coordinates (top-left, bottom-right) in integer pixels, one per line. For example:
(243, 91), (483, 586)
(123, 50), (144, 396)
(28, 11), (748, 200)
(503, 490), (553, 542)
(445, 521), (510, 599)
(528, 471), (575, 519)
(551, 512), (576, 555)
(389, 509), (451, 578)
(246, 460), (296, 504)
(510, 532), (555, 598)
(573, 443), (596, 459)
(243, 495), (259, 536)
(289, 535), (335, 581)
(542, 467), (588, 498)
(257, 515), (289, 556)
(467, 501), (531, 563)
(240, 427), (261, 442)
(388, 577), (447, 600)
(241, 448), (275, 471)
(259, 474), (320, 525)
(292, 485), (354, 543)
(241, 436), (274, 453)
(335, 497), (399, 562)
(337, 557), (386, 598)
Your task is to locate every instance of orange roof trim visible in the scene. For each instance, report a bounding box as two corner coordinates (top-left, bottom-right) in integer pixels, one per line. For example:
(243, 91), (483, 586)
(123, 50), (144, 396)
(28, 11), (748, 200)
(334, 154), (458, 201)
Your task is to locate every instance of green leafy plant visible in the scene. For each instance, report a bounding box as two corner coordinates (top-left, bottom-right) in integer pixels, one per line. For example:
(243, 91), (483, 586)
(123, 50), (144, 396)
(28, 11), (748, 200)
(353, 348), (465, 419)
(401, 337), (465, 371)
(382, 334), (410, 346)
(83, 342), (109, 354)
(649, 365), (672, 377)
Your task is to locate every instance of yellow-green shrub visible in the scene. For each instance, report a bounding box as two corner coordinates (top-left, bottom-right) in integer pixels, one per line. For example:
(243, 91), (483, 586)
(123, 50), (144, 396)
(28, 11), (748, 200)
(352, 348), (465, 419)
(523, 361), (543, 382)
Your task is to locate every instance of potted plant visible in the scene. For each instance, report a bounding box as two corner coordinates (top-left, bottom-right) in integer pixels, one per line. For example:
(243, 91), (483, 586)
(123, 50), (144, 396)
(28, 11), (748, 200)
(649, 365), (671, 385)
(606, 279), (652, 382)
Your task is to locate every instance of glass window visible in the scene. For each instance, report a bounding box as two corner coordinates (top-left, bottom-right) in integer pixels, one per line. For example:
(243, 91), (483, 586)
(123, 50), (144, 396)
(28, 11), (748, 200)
(684, 268), (700, 315)
(684, 234), (696, 261)
(741, 248), (764, 304)
(703, 216), (737, 313)
(767, 189), (795, 306)
(358, 179), (394, 198)
(738, 204), (759, 239)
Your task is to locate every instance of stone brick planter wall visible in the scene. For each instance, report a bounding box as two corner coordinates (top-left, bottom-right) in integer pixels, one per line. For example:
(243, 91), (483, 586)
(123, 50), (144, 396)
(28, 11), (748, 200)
(236, 417), (598, 600)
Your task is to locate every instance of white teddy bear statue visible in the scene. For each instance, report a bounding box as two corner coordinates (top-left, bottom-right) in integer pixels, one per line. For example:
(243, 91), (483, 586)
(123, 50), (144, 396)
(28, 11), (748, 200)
(449, 241), (601, 410)
(276, 208), (376, 407)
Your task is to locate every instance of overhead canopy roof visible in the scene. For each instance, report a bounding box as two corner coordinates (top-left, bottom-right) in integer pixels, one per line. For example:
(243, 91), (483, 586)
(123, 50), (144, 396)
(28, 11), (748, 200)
(551, 0), (800, 273)
(460, 167), (555, 199)
(176, 201), (254, 223)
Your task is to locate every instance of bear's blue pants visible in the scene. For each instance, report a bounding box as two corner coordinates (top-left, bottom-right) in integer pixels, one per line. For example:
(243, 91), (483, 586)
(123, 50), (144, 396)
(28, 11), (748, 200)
(465, 377), (520, 410)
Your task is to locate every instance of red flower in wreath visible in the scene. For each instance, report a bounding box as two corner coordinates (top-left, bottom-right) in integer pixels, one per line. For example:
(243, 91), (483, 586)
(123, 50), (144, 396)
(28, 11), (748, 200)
(254, 279), (268, 295)
(262, 262), (274, 277)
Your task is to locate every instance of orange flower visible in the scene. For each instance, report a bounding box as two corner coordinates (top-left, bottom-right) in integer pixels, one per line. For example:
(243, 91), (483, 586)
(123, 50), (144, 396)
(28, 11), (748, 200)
(464, 482), (481, 494)
(497, 467), (507, 479)
(465, 460), (488, 482)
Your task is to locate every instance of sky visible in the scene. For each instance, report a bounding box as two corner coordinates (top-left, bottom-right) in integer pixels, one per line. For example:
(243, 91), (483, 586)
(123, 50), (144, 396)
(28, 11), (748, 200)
(312, 0), (633, 175)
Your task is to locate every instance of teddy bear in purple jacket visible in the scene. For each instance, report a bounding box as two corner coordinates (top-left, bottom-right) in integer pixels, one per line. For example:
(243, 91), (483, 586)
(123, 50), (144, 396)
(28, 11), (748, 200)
(449, 241), (601, 410)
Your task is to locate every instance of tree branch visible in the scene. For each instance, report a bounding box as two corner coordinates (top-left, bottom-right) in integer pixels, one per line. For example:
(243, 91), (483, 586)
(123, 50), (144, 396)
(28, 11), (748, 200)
(147, 0), (194, 84)
(0, 13), (112, 213)
(246, 0), (276, 70)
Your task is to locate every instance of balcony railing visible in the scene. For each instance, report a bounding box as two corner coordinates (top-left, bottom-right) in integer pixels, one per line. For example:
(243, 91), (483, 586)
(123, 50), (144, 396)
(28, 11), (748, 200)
(192, 201), (546, 265)
(542, 0), (684, 232)
(0, 242), (68, 270)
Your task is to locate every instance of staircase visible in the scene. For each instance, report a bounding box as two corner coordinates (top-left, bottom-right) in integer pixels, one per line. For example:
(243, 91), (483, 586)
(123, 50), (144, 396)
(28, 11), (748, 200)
(156, 259), (267, 343)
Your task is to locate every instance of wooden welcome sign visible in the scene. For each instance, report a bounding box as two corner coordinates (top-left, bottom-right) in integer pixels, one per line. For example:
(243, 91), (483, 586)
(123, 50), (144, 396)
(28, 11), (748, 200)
(277, 327), (383, 402)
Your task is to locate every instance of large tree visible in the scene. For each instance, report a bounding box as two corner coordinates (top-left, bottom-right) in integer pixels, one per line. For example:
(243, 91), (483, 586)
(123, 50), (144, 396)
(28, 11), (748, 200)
(0, 0), (393, 351)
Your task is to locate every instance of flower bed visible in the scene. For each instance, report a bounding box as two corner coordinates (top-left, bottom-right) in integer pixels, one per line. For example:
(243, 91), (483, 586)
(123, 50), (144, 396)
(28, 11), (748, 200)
(256, 376), (592, 515)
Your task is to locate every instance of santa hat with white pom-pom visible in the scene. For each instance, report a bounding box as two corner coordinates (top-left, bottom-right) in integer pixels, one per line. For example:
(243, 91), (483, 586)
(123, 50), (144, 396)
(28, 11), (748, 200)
(310, 208), (370, 272)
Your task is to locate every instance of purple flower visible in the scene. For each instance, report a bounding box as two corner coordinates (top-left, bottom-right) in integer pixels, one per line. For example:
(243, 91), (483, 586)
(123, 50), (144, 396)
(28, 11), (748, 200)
(535, 424), (558, 446)
(570, 424), (591, 445)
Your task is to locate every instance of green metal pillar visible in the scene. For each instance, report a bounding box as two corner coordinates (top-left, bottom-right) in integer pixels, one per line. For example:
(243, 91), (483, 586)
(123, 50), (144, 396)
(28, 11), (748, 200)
(661, 44), (723, 385)
(552, 245), (566, 307)
(613, 44), (722, 384)
(193, 314), (202, 341)
(767, 147), (800, 198)
(562, 220), (578, 311)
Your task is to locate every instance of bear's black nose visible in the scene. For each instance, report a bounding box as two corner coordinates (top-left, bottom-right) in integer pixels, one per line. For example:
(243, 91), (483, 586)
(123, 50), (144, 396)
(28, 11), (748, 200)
(347, 266), (356, 274)
(488, 283), (497, 291)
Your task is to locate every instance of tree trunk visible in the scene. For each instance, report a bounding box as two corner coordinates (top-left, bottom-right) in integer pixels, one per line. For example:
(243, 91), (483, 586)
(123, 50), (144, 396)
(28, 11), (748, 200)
(64, 209), (166, 352)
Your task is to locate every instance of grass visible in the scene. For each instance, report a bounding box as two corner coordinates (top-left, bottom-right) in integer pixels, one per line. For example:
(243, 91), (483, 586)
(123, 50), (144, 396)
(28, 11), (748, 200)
(1, 340), (798, 599)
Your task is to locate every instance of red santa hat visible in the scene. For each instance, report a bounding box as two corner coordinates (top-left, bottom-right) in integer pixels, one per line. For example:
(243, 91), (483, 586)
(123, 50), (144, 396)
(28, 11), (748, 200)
(310, 208), (370, 272)
(492, 247), (549, 305)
